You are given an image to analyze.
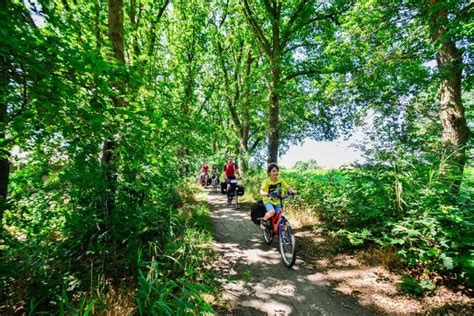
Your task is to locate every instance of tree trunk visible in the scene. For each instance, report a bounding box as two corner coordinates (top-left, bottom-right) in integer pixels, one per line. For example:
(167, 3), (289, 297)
(0, 53), (9, 218)
(239, 134), (249, 175)
(267, 2), (281, 165)
(268, 62), (280, 164)
(103, 0), (125, 214)
(428, 0), (469, 193)
(239, 51), (254, 174)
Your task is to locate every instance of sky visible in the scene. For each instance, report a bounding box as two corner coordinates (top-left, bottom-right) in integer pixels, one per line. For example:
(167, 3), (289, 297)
(279, 130), (367, 169)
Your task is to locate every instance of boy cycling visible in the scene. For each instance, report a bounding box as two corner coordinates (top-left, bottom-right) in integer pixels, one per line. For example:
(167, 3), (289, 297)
(260, 163), (297, 229)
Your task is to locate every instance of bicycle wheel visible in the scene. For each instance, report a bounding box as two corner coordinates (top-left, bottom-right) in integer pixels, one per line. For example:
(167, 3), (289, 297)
(263, 223), (273, 245)
(279, 221), (296, 268)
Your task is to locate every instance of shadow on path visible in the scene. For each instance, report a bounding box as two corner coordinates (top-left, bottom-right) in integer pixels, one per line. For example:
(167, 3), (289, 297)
(207, 189), (381, 315)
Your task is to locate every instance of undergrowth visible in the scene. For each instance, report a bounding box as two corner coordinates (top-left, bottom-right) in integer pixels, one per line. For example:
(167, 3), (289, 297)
(1, 172), (218, 315)
(243, 164), (474, 295)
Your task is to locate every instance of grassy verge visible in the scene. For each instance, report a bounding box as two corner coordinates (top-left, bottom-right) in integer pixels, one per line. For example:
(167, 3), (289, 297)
(1, 180), (219, 315)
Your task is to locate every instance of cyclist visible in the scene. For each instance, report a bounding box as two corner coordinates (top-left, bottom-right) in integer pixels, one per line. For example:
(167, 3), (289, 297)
(200, 162), (209, 186)
(211, 165), (219, 181)
(260, 163), (297, 229)
(223, 156), (240, 204)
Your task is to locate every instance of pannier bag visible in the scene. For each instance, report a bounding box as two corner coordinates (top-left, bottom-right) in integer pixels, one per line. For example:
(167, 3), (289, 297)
(220, 181), (227, 194)
(236, 185), (245, 196)
(227, 179), (238, 197)
(250, 200), (266, 225)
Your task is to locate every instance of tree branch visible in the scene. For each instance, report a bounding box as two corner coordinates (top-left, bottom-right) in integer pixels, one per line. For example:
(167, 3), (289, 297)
(217, 36), (242, 132)
(281, 0), (310, 47)
(147, 0), (170, 58)
(263, 0), (276, 17)
(250, 135), (263, 153)
(241, 0), (272, 57)
(282, 9), (339, 48)
(283, 69), (320, 81)
(219, 0), (230, 26)
(9, 66), (28, 121)
(196, 83), (215, 116)
(283, 42), (319, 54)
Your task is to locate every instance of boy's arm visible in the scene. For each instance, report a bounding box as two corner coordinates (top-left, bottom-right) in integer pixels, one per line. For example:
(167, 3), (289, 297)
(288, 188), (297, 194)
(260, 181), (269, 197)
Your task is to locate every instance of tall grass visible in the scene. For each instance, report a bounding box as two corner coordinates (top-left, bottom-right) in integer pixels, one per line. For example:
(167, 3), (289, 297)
(135, 201), (217, 315)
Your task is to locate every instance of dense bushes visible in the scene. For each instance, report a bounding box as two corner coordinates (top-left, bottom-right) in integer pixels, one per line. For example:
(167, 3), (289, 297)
(1, 155), (217, 314)
(244, 163), (474, 289)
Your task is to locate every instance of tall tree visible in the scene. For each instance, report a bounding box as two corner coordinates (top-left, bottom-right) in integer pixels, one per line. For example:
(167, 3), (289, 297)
(426, 0), (470, 192)
(0, 0), (43, 231)
(213, 4), (266, 173)
(240, 0), (341, 163)
(0, 50), (8, 213)
(102, 0), (125, 214)
(337, 0), (472, 192)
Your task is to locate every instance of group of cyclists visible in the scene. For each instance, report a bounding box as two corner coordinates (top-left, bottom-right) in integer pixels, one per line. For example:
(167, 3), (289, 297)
(199, 156), (240, 194)
(199, 156), (297, 218)
(200, 157), (298, 267)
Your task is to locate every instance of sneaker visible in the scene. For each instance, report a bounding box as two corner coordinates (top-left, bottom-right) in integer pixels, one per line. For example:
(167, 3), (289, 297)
(260, 219), (269, 229)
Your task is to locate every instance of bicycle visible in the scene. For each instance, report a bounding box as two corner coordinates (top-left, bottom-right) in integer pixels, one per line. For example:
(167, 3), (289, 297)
(201, 172), (209, 188)
(211, 174), (218, 193)
(260, 192), (296, 268)
(227, 179), (240, 209)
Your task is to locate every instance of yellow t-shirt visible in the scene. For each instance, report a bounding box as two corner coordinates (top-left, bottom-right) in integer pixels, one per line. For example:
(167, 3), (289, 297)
(261, 178), (289, 205)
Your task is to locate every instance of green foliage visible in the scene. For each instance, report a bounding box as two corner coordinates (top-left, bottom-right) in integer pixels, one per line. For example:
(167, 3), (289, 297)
(244, 162), (473, 288)
(399, 275), (435, 297)
(1, 0), (472, 311)
(2, 171), (217, 313)
(293, 159), (320, 171)
(135, 204), (216, 315)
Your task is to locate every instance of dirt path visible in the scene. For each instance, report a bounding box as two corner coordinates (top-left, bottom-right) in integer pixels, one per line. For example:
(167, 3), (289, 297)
(207, 190), (379, 315)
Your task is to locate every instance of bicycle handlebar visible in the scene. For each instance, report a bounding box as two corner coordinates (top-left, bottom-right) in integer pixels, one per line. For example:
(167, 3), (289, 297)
(269, 192), (295, 200)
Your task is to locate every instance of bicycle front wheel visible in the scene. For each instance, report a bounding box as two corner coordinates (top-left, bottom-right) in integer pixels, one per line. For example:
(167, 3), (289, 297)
(279, 222), (296, 268)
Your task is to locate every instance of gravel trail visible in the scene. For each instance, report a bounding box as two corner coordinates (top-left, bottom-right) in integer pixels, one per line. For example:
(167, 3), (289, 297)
(207, 190), (379, 315)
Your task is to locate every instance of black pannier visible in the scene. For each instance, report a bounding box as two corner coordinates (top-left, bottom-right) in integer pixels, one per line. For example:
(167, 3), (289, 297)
(236, 185), (245, 196)
(220, 181), (227, 194)
(250, 200), (266, 225)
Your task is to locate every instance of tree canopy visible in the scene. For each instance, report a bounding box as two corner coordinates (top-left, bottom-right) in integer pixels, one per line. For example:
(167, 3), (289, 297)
(0, 0), (472, 313)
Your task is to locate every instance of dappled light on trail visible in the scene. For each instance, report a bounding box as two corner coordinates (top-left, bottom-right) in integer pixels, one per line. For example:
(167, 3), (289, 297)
(205, 187), (473, 315)
(206, 188), (377, 315)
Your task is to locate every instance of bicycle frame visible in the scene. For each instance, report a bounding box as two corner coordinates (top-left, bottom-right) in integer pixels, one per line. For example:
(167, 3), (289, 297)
(269, 210), (284, 234)
(268, 193), (291, 234)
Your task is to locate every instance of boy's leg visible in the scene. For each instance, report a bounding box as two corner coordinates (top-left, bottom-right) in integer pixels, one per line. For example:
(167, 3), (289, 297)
(274, 204), (282, 215)
(263, 203), (276, 220)
(261, 203), (275, 229)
